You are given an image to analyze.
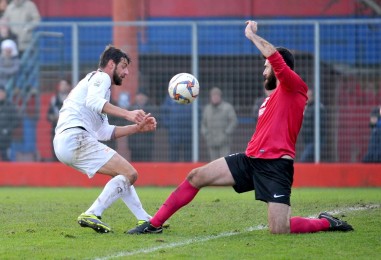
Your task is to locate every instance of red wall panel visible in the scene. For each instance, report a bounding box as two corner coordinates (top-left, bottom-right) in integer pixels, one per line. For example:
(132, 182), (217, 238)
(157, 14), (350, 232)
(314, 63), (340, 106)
(33, 0), (112, 18)
(252, 0), (354, 17)
(0, 162), (380, 187)
(147, 0), (355, 18)
(146, 0), (253, 17)
(33, 0), (355, 19)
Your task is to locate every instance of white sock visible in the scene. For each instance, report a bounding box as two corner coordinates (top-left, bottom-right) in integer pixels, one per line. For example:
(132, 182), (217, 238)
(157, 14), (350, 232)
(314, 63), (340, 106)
(85, 175), (151, 221)
(85, 175), (128, 217)
(121, 184), (152, 221)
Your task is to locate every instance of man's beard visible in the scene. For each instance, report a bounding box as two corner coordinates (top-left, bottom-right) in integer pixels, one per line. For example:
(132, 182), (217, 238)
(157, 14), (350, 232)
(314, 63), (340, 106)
(264, 70), (276, 91)
(113, 69), (123, 86)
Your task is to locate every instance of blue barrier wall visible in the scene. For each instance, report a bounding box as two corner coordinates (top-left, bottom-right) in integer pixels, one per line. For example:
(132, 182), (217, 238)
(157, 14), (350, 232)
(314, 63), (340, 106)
(37, 18), (381, 66)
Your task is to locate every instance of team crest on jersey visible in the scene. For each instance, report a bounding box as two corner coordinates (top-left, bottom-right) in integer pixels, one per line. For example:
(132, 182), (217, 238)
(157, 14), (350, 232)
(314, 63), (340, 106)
(94, 78), (102, 87)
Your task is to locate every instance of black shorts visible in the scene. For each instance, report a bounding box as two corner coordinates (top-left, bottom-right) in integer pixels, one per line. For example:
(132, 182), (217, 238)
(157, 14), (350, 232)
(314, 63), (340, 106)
(225, 153), (294, 206)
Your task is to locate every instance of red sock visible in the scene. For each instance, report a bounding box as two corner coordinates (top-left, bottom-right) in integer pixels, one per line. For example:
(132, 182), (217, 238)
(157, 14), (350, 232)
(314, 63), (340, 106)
(290, 216), (330, 233)
(150, 179), (199, 227)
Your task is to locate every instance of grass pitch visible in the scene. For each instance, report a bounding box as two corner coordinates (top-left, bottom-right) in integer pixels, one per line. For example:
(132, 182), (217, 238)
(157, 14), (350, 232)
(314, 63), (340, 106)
(0, 187), (380, 259)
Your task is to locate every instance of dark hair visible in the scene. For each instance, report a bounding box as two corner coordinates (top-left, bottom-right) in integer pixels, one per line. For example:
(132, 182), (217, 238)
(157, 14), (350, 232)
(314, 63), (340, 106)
(98, 45), (131, 68)
(276, 46), (294, 70)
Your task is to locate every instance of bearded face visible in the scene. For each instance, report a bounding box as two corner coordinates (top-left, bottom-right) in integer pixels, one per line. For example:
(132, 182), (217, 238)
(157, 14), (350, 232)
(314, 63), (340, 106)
(112, 67), (123, 86)
(264, 68), (276, 91)
(112, 58), (128, 86)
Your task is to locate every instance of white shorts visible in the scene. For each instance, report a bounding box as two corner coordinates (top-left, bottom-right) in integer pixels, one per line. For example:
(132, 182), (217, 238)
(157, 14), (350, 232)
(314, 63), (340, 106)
(53, 127), (116, 178)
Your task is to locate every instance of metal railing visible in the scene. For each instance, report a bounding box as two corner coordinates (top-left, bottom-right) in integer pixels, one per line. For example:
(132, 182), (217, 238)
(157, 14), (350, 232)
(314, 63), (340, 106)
(5, 19), (381, 162)
(6, 31), (64, 114)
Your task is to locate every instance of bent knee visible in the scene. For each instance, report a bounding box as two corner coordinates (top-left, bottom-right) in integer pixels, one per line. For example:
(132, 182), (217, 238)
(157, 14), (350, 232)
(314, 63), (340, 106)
(269, 227), (289, 234)
(186, 168), (198, 183)
(186, 167), (206, 188)
(120, 169), (138, 184)
(269, 223), (290, 234)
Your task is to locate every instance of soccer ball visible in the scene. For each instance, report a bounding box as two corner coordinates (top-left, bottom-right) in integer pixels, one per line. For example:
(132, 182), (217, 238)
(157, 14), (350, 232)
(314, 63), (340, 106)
(168, 73), (199, 104)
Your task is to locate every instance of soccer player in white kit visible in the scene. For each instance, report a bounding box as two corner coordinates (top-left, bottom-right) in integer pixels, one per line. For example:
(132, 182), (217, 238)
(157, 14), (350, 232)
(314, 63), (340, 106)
(53, 45), (156, 233)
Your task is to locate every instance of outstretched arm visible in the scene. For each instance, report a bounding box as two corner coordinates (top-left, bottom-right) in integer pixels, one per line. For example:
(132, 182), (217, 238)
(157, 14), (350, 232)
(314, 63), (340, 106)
(102, 101), (146, 124)
(245, 20), (277, 58)
(113, 113), (157, 139)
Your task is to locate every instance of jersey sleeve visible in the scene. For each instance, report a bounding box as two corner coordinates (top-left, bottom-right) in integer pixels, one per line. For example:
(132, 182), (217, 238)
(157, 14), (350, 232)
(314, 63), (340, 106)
(96, 119), (116, 141)
(85, 72), (111, 113)
(268, 51), (308, 93)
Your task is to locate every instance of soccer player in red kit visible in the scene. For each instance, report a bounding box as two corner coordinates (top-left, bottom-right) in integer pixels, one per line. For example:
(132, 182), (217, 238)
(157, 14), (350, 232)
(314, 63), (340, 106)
(128, 20), (353, 235)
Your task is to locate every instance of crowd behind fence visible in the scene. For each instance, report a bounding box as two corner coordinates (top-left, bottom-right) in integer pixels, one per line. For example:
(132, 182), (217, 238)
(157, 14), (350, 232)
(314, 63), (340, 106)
(2, 19), (381, 163)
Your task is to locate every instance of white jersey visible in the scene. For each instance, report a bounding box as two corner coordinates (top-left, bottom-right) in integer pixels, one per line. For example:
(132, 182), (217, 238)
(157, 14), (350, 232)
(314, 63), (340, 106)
(55, 70), (115, 141)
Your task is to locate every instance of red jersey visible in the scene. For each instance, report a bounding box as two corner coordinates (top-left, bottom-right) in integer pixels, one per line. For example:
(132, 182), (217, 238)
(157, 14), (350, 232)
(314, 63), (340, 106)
(245, 51), (308, 159)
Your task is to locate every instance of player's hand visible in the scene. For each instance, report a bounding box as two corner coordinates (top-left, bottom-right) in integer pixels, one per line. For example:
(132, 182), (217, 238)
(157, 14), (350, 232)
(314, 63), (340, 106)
(126, 109), (146, 124)
(136, 113), (157, 132)
(245, 20), (258, 39)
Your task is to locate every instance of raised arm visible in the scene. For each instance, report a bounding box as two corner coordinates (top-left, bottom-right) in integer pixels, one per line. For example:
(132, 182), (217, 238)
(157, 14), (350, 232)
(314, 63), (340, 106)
(244, 20), (276, 58)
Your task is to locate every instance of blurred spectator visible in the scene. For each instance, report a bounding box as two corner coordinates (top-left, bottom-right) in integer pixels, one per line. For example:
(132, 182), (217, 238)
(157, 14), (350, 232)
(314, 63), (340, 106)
(102, 91), (157, 161)
(201, 87), (238, 161)
(0, 39), (19, 87)
(362, 106), (381, 163)
(161, 95), (192, 162)
(0, 85), (20, 161)
(0, 17), (17, 44)
(2, 0), (40, 57)
(128, 91), (155, 161)
(299, 89), (327, 162)
(0, 0), (9, 18)
(47, 79), (71, 161)
(10, 86), (38, 161)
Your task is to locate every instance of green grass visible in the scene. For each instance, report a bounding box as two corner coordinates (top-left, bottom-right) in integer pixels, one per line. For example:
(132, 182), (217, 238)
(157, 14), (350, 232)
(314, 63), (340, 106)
(0, 187), (380, 259)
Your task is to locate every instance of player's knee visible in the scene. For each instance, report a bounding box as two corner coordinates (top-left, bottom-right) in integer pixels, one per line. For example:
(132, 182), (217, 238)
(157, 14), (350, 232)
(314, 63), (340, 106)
(186, 167), (206, 188)
(120, 169), (138, 185)
(268, 222), (290, 234)
(129, 170), (138, 184)
(269, 227), (288, 234)
(186, 168), (197, 183)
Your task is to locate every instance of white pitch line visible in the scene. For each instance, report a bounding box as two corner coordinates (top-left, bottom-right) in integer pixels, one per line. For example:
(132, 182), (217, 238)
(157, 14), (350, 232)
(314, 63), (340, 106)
(93, 204), (380, 260)
(94, 224), (267, 260)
